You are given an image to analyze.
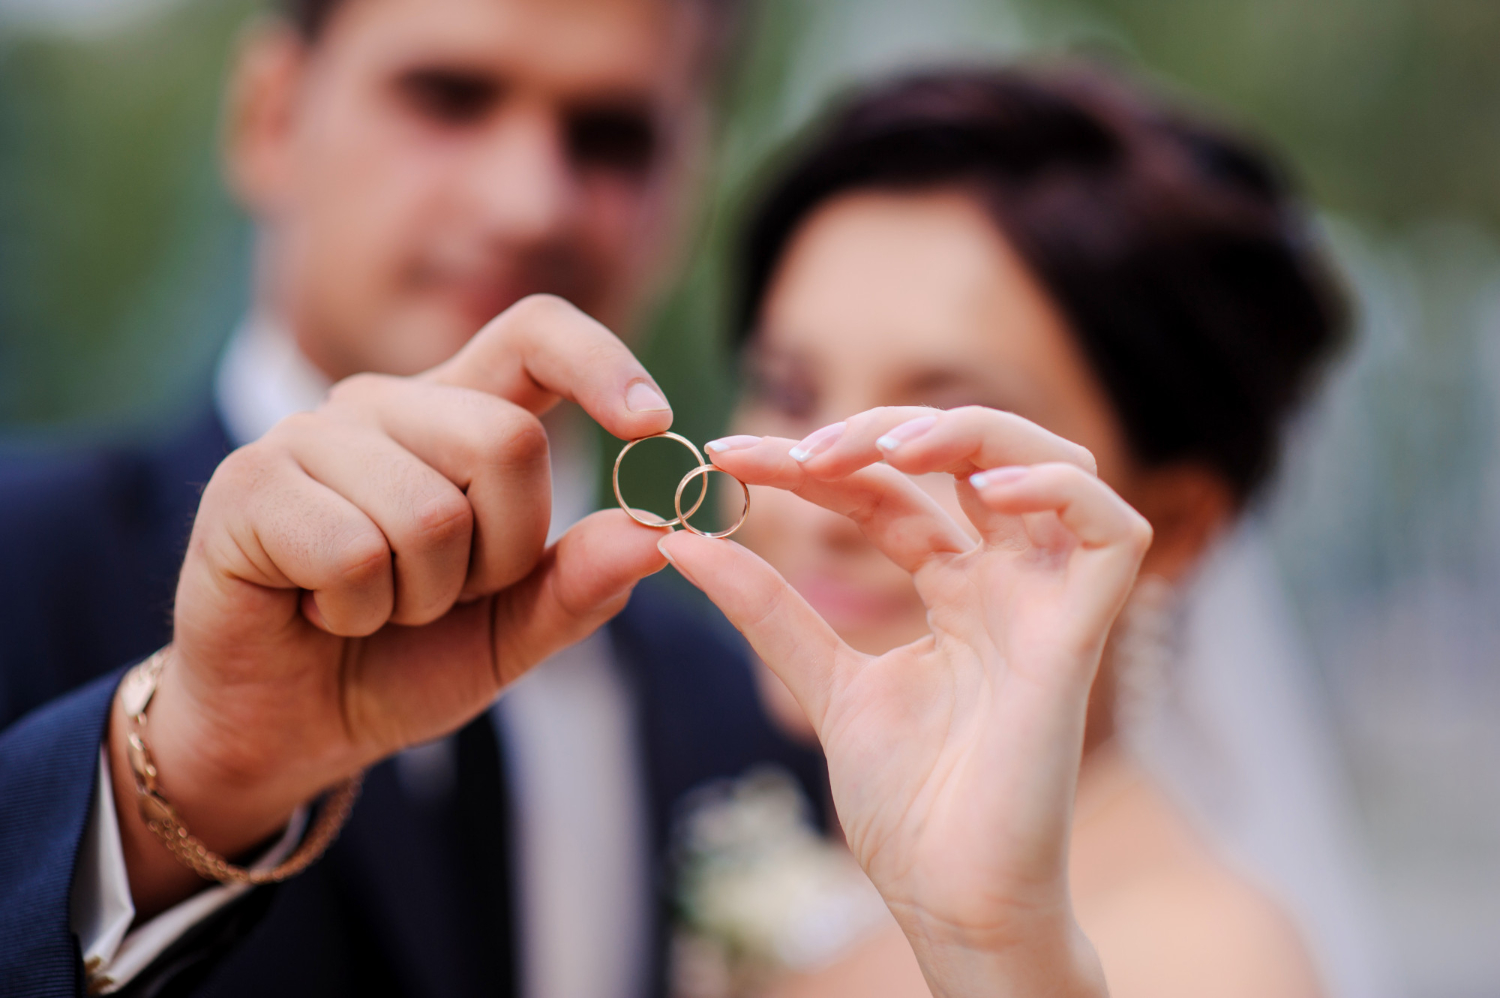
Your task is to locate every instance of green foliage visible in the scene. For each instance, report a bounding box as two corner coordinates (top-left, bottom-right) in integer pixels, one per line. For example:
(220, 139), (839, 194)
(1062, 0), (1500, 228)
(3, 0), (1500, 442)
(0, 0), (258, 433)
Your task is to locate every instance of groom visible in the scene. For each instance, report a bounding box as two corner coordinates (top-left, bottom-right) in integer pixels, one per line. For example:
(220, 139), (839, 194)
(0, 1), (826, 996)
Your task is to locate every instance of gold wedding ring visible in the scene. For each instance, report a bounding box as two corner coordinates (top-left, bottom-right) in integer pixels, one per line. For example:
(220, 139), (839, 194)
(675, 464), (750, 539)
(613, 431), (707, 528)
(613, 432), (751, 538)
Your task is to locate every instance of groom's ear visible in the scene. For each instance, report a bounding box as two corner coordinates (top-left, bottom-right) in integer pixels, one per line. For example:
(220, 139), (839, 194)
(1122, 462), (1235, 583)
(223, 19), (310, 219)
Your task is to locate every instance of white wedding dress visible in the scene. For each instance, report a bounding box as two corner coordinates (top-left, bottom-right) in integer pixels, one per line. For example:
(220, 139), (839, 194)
(1127, 523), (1394, 998)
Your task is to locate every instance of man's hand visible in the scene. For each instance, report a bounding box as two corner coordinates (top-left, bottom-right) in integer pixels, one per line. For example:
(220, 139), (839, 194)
(663, 406), (1149, 998)
(111, 295), (673, 916)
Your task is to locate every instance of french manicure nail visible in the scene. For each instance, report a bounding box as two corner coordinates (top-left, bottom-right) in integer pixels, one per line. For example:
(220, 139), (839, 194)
(875, 415), (938, 452)
(706, 435), (761, 453)
(626, 381), (671, 413)
(789, 421), (847, 462)
(970, 466), (1028, 490)
(657, 536), (699, 587)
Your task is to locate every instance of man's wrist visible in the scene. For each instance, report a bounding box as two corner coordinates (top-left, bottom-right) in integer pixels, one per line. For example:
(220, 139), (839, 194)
(108, 679), (306, 918)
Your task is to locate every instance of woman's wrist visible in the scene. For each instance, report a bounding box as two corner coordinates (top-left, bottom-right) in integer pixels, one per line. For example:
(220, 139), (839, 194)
(902, 916), (1108, 998)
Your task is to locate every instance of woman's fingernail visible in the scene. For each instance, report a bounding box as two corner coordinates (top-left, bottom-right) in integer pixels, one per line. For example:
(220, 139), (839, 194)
(970, 466), (1028, 490)
(706, 435), (761, 454)
(875, 415), (938, 452)
(626, 381), (671, 413)
(789, 422), (846, 462)
(657, 536), (699, 587)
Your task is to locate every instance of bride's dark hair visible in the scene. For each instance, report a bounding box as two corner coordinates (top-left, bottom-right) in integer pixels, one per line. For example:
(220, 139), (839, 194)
(736, 65), (1348, 500)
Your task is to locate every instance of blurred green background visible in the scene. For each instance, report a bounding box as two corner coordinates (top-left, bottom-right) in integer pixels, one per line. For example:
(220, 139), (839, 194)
(3, 0), (1499, 995)
(8, 0), (1500, 432)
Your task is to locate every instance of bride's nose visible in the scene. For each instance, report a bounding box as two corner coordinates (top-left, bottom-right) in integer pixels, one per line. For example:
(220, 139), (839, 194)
(807, 498), (870, 555)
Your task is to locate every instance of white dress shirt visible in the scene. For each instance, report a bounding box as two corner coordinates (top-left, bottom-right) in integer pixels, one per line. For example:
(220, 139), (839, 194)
(73, 316), (652, 998)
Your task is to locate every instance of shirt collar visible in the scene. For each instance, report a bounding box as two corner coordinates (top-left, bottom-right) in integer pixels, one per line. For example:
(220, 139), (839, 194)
(214, 315), (330, 449)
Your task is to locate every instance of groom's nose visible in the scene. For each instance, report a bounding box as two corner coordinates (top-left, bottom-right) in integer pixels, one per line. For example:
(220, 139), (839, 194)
(462, 101), (579, 251)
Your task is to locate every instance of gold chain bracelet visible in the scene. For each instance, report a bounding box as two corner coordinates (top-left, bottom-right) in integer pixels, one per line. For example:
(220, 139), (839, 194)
(119, 649), (363, 886)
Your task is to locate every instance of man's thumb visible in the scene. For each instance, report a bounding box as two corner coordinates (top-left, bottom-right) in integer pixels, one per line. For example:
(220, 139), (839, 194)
(489, 509), (669, 684)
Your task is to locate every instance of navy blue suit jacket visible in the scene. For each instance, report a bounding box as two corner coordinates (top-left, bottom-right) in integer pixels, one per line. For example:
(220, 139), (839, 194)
(0, 408), (826, 998)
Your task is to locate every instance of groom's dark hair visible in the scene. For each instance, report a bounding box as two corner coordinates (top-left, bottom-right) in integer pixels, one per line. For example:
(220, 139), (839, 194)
(737, 65), (1349, 502)
(278, 0), (748, 62)
(278, 0), (340, 38)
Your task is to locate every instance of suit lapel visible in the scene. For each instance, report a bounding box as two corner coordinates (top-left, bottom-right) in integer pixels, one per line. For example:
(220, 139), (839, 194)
(324, 716), (517, 998)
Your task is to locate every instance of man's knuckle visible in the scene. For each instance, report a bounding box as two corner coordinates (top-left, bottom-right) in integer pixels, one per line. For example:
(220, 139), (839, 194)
(486, 413), (549, 466)
(332, 531), (390, 586)
(411, 492), (474, 546)
(212, 445), (277, 494)
(508, 292), (574, 329)
(209, 447), (252, 486)
(264, 410), (319, 443)
(327, 372), (382, 403)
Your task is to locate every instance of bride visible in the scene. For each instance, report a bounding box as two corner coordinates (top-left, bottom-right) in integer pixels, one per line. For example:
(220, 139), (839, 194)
(675, 64), (1345, 997)
(666, 393), (1146, 996)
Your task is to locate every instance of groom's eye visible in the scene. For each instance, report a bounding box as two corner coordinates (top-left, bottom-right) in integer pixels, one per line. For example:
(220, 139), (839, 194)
(566, 102), (658, 178)
(395, 68), (502, 126)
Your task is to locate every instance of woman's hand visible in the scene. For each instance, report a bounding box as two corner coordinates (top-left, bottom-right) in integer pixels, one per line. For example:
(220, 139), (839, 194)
(659, 406), (1152, 998)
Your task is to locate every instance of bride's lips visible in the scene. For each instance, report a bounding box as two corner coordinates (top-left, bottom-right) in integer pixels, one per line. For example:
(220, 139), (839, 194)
(791, 572), (918, 630)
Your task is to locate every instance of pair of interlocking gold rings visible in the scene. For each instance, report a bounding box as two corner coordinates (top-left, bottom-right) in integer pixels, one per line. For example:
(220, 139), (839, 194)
(612, 432), (750, 540)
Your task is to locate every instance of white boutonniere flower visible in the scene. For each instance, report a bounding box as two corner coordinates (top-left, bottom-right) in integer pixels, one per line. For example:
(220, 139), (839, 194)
(669, 768), (888, 998)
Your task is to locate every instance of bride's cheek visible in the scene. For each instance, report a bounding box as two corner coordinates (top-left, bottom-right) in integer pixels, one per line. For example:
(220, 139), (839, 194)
(727, 484), (784, 563)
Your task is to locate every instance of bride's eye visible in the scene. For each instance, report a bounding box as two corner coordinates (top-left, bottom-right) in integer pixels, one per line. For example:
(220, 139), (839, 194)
(906, 383), (1015, 417)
